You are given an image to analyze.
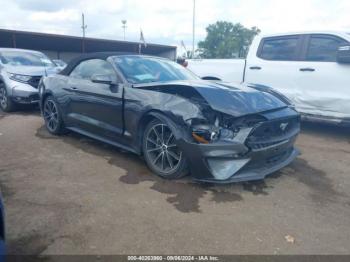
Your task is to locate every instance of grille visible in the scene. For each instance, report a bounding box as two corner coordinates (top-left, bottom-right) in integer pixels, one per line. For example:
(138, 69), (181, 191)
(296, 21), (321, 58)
(246, 116), (300, 150)
(241, 148), (293, 171)
(266, 149), (291, 165)
(28, 76), (42, 89)
(29, 94), (40, 101)
(249, 139), (288, 150)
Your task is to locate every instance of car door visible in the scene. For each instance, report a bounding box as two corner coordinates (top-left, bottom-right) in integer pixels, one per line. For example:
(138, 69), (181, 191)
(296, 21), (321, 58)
(294, 34), (350, 119)
(245, 35), (304, 107)
(65, 58), (124, 141)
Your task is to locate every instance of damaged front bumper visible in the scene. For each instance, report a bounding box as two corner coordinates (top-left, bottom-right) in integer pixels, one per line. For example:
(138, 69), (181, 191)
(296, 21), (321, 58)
(178, 111), (300, 183)
(179, 136), (298, 183)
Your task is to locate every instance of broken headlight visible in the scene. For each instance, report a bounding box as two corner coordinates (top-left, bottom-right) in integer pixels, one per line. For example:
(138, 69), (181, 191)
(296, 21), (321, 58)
(190, 117), (239, 144)
(192, 124), (219, 144)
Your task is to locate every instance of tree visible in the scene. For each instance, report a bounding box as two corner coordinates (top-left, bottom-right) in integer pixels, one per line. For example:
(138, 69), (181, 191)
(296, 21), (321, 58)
(198, 21), (260, 58)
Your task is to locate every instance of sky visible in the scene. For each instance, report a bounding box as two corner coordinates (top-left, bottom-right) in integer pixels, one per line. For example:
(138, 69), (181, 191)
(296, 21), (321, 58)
(0, 0), (349, 53)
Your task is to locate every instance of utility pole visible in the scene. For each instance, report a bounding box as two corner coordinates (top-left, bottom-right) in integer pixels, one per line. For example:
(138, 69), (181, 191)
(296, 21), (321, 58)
(192, 0), (196, 58)
(121, 20), (127, 40)
(81, 13), (87, 53)
(81, 13), (87, 38)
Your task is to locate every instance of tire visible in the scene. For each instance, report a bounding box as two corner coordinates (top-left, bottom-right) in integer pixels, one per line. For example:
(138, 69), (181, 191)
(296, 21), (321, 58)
(143, 118), (189, 179)
(0, 85), (16, 112)
(43, 96), (66, 135)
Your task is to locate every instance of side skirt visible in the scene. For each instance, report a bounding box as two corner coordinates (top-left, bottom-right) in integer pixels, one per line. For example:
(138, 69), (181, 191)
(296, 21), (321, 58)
(66, 126), (140, 155)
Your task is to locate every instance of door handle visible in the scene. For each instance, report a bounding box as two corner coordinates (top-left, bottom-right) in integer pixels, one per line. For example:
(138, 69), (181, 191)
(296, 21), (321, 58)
(249, 66), (262, 70)
(63, 86), (79, 92)
(299, 68), (315, 72)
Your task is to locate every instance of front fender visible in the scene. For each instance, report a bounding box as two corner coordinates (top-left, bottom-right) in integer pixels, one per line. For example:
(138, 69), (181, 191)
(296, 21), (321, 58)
(146, 111), (191, 141)
(124, 87), (207, 152)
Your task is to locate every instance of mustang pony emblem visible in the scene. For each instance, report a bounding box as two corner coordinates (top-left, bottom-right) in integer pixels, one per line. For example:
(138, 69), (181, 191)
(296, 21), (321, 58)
(280, 122), (289, 131)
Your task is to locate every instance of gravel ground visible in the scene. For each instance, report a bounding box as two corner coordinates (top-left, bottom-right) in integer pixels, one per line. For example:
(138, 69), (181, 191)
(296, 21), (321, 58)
(0, 108), (350, 255)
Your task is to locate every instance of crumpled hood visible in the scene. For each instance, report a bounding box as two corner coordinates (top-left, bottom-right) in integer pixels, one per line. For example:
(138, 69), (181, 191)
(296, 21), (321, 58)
(4, 65), (58, 76)
(136, 80), (288, 117)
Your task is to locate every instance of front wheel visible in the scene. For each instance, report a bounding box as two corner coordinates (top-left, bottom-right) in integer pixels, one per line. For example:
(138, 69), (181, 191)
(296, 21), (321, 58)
(143, 119), (189, 179)
(0, 85), (16, 112)
(43, 96), (66, 135)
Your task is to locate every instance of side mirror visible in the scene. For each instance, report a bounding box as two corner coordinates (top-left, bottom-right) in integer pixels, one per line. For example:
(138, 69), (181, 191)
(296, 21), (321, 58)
(91, 74), (117, 85)
(337, 46), (350, 64)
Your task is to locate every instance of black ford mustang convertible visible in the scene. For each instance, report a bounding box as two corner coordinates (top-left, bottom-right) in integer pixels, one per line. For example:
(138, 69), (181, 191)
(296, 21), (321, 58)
(39, 52), (300, 183)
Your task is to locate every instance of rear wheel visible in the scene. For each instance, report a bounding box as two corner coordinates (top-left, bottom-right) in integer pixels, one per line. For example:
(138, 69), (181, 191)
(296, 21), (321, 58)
(143, 119), (188, 179)
(0, 85), (16, 112)
(43, 96), (66, 135)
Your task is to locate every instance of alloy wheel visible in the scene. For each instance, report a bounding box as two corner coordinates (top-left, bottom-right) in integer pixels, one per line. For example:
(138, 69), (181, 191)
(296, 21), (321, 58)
(43, 99), (59, 132)
(0, 88), (8, 109)
(145, 123), (182, 174)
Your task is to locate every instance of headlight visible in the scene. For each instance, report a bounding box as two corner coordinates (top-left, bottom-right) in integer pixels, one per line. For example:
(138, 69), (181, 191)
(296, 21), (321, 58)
(191, 116), (239, 144)
(192, 125), (238, 144)
(192, 124), (219, 144)
(8, 73), (32, 83)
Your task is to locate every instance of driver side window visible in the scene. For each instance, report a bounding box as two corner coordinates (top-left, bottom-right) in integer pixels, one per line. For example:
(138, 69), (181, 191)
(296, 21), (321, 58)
(305, 35), (348, 62)
(70, 59), (116, 81)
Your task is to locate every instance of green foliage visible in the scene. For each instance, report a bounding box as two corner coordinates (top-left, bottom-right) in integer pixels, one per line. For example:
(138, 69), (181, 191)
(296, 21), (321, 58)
(198, 21), (261, 58)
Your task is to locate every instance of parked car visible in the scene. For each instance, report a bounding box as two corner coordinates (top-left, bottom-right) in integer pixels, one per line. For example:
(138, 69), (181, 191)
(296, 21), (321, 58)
(0, 193), (5, 257)
(0, 48), (58, 112)
(39, 52), (300, 183)
(52, 59), (67, 71)
(188, 31), (350, 125)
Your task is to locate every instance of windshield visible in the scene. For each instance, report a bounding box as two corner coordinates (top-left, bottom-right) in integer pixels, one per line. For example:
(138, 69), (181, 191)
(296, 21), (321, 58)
(112, 56), (199, 84)
(0, 51), (54, 67)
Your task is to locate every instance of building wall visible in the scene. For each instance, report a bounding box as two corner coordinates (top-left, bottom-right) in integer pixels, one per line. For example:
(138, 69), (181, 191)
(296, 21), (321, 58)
(58, 52), (83, 62)
(158, 49), (177, 61)
(40, 50), (81, 63)
(40, 50), (58, 60)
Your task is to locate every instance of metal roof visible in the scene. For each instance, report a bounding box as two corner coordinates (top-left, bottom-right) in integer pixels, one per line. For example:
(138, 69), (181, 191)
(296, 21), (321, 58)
(0, 28), (176, 55)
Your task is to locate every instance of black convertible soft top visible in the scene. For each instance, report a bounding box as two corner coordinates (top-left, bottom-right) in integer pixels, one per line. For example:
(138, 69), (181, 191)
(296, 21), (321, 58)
(60, 52), (138, 76)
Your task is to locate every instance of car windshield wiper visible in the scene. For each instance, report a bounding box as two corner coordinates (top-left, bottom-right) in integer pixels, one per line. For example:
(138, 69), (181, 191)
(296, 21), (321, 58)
(141, 79), (158, 84)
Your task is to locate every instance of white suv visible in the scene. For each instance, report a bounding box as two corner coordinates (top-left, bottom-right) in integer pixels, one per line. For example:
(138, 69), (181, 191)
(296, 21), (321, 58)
(0, 48), (58, 112)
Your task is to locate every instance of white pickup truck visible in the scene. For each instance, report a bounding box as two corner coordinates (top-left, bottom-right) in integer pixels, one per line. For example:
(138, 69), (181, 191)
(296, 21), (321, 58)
(188, 31), (350, 125)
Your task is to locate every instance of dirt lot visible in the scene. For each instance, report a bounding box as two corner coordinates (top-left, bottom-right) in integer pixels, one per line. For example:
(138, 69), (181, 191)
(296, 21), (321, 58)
(0, 108), (350, 255)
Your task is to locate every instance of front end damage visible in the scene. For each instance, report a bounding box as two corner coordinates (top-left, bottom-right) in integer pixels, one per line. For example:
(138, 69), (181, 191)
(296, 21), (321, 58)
(178, 106), (300, 183)
(132, 80), (300, 182)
